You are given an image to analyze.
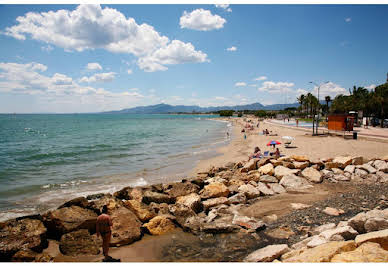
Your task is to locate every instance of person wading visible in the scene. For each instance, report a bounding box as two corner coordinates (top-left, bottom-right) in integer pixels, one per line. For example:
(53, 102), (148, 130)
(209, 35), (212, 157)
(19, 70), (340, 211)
(96, 205), (114, 261)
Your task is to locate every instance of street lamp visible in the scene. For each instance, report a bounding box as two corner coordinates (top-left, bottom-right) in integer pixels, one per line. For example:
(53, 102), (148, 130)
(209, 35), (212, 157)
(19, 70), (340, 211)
(309, 81), (330, 135)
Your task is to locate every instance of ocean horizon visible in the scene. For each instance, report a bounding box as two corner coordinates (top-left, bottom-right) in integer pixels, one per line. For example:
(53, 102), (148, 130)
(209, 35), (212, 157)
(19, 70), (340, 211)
(0, 113), (231, 221)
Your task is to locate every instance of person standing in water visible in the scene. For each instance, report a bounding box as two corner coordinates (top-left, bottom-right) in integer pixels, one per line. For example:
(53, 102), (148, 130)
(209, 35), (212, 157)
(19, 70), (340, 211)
(96, 205), (113, 261)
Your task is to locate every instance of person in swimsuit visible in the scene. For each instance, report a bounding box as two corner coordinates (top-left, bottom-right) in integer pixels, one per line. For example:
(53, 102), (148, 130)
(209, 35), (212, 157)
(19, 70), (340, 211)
(96, 205), (113, 261)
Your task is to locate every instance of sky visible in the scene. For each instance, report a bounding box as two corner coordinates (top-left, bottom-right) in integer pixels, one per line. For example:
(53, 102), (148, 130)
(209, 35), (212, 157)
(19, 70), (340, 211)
(0, 4), (387, 113)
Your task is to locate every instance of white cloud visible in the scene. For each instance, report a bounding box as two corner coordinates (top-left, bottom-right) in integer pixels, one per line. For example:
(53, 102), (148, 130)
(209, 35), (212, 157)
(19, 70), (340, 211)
(41, 45), (53, 52)
(296, 88), (309, 95)
(258, 81), (294, 93)
(235, 82), (247, 87)
(226, 46), (237, 52)
(170, 95), (183, 101)
(79, 72), (116, 83)
(179, 9), (226, 31)
(215, 4), (232, 12)
(86, 62), (102, 71)
(215, 96), (228, 101)
(345, 17), (351, 23)
(4, 5), (207, 72)
(52, 73), (73, 85)
(127, 69), (133, 75)
(254, 76), (267, 81)
(365, 84), (376, 90)
(311, 82), (348, 98)
(249, 84), (257, 87)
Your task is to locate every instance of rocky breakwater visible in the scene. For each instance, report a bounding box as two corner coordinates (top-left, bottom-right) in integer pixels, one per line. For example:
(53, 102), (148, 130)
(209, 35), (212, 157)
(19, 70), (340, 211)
(0, 154), (387, 262)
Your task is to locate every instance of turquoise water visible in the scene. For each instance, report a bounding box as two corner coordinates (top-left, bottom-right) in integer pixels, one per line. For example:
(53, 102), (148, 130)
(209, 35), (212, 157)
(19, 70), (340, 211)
(0, 114), (231, 220)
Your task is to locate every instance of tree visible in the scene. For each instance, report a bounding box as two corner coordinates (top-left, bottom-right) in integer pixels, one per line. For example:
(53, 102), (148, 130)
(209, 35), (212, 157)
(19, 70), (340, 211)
(373, 83), (388, 127)
(219, 110), (234, 117)
(255, 110), (267, 117)
(325, 96), (331, 115)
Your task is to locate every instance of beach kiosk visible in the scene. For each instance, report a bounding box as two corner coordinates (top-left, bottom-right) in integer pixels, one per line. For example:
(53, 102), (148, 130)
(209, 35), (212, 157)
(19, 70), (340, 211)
(328, 114), (356, 138)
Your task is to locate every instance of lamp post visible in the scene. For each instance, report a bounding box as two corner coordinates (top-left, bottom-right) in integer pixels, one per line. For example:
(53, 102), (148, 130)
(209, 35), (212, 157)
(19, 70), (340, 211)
(309, 81), (329, 135)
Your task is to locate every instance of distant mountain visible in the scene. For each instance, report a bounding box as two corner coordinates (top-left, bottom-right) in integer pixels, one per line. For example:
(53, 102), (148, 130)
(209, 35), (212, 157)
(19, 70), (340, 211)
(103, 102), (299, 114)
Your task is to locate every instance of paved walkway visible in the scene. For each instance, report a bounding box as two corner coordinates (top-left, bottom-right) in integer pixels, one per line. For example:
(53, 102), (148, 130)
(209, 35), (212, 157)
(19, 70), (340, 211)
(267, 119), (388, 142)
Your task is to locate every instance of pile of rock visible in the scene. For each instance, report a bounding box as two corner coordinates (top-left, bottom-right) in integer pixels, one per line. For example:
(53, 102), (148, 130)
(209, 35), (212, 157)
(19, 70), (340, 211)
(0, 154), (387, 262)
(244, 207), (388, 262)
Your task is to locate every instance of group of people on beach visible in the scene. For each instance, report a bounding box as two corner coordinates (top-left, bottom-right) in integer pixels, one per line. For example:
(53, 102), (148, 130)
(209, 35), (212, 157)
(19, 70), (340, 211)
(249, 146), (280, 160)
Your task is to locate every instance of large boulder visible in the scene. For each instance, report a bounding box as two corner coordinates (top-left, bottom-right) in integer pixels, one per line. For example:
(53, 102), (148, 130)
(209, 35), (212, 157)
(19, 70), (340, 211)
(165, 182), (200, 199)
(0, 218), (47, 261)
(232, 215), (266, 231)
(355, 168), (368, 178)
(88, 194), (123, 214)
(143, 216), (176, 235)
(274, 166), (300, 179)
(291, 155), (309, 162)
(200, 182), (229, 199)
(257, 182), (275, 196)
(355, 229), (388, 250)
(259, 175), (278, 183)
(11, 249), (38, 262)
(228, 193), (247, 204)
(258, 163), (274, 176)
(202, 197), (229, 212)
(348, 212), (367, 233)
(373, 160), (388, 173)
(244, 244), (290, 262)
(319, 226), (358, 241)
(59, 229), (100, 256)
(238, 184), (261, 199)
(344, 165), (356, 174)
(333, 156), (352, 169)
(109, 206), (142, 246)
(123, 200), (156, 222)
(302, 167), (323, 183)
(331, 242), (388, 262)
(364, 218), (388, 233)
(42, 206), (97, 239)
(293, 161), (309, 170)
(283, 241), (356, 262)
(279, 174), (313, 191)
(325, 162), (339, 169)
(142, 191), (174, 204)
(358, 164), (377, 174)
(58, 197), (89, 209)
(168, 204), (196, 229)
(268, 183), (286, 194)
(176, 193), (202, 213)
(241, 159), (259, 173)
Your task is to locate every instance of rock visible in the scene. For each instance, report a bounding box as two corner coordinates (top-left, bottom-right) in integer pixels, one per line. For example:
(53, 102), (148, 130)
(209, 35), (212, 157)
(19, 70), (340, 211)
(58, 197), (89, 209)
(373, 160), (388, 173)
(202, 217), (239, 233)
(258, 163), (274, 176)
(320, 225), (358, 241)
(352, 156), (364, 165)
(268, 183), (286, 194)
(290, 203), (311, 210)
(238, 184), (261, 199)
(200, 182), (229, 199)
(333, 174), (351, 181)
(143, 216), (176, 235)
(283, 241), (356, 262)
(364, 218), (388, 233)
(279, 174), (313, 191)
(228, 178), (245, 187)
(301, 167), (323, 183)
(333, 156), (353, 169)
(259, 175), (278, 183)
(0, 218), (47, 260)
(313, 223), (336, 234)
(274, 166), (300, 179)
(176, 193), (202, 213)
(355, 168), (368, 178)
(278, 156), (292, 162)
(34, 253), (53, 262)
(164, 182), (200, 199)
(359, 164), (377, 174)
(123, 200), (156, 222)
(88, 194), (123, 214)
(348, 212), (367, 233)
(232, 215), (266, 231)
(43, 206), (97, 239)
(11, 249), (38, 262)
(325, 162), (339, 169)
(323, 207), (344, 216)
(202, 197), (229, 211)
(257, 182), (275, 196)
(266, 226), (294, 239)
(59, 229), (100, 256)
(109, 206), (142, 246)
(355, 229), (388, 250)
(321, 169), (334, 179)
(142, 191), (174, 204)
(382, 155), (388, 161)
(168, 203), (197, 227)
(293, 161), (309, 169)
(241, 159), (259, 173)
(306, 235), (328, 248)
(263, 214), (278, 224)
(331, 242), (388, 262)
(204, 177), (227, 185)
(228, 193), (247, 204)
(281, 248), (308, 261)
(291, 155), (309, 162)
(282, 161), (295, 169)
(331, 168), (343, 175)
(270, 159), (282, 167)
(257, 158), (271, 167)
(376, 171), (388, 183)
(344, 165), (356, 174)
(244, 244), (290, 262)
(149, 202), (170, 216)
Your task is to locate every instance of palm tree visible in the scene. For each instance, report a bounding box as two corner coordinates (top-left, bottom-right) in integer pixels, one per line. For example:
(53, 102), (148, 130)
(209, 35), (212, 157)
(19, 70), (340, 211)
(297, 94), (305, 114)
(325, 96), (331, 115)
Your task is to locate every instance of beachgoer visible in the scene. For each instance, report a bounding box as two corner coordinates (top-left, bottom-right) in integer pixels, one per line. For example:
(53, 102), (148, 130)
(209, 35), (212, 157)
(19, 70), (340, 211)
(241, 128), (245, 133)
(265, 129), (269, 135)
(226, 132), (229, 138)
(96, 205), (113, 261)
(296, 119), (299, 127)
(274, 148), (280, 158)
(249, 147), (261, 159)
(244, 134), (247, 140)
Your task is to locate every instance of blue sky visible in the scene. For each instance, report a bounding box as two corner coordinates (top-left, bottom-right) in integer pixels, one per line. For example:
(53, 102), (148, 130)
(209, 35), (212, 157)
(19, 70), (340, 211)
(0, 4), (387, 113)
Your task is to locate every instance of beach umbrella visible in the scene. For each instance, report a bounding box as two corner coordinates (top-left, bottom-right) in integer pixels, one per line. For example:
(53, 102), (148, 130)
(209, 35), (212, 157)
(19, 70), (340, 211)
(266, 140), (281, 146)
(282, 136), (295, 141)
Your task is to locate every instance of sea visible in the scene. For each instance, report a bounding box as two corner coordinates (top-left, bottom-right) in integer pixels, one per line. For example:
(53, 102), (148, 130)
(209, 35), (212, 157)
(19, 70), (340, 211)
(0, 114), (232, 221)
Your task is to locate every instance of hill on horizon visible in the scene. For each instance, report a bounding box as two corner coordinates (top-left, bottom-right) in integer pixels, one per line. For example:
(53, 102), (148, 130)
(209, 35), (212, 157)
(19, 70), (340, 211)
(103, 102), (300, 114)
